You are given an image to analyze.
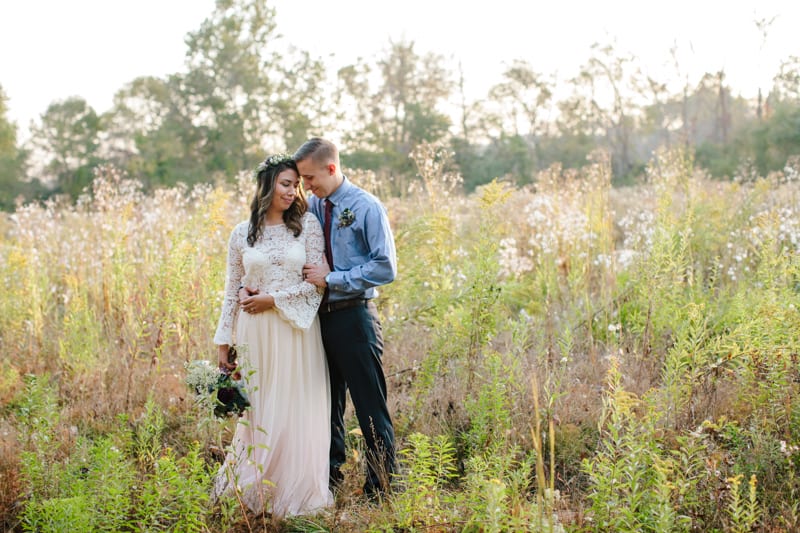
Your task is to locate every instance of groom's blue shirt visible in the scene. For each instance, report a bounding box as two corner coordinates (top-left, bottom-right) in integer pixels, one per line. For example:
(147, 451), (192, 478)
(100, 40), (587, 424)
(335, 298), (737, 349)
(308, 177), (397, 302)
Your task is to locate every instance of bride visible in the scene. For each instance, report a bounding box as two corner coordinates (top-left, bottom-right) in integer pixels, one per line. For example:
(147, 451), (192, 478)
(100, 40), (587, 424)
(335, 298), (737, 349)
(212, 153), (333, 518)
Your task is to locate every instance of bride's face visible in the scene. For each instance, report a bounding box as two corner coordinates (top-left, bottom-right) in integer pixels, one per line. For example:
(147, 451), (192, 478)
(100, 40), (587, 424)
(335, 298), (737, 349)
(270, 168), (300, 213)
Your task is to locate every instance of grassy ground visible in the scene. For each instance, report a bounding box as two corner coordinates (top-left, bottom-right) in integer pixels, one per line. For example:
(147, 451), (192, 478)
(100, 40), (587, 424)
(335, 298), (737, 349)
(2, 147), (800, 531)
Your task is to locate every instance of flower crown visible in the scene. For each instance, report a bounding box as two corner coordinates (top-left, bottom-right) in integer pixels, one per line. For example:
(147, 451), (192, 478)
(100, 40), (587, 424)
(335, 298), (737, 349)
(256, 153), (294, 174)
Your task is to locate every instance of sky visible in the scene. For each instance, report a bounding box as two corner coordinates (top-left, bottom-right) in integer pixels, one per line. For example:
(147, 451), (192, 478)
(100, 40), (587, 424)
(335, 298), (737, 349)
(1, 0), (798, 141)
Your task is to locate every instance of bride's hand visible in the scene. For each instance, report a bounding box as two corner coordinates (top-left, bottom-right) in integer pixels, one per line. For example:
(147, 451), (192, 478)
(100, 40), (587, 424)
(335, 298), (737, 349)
(218, 345), (237, 371)
(238, 285), (259, 302)
(240, 292), (275, 314)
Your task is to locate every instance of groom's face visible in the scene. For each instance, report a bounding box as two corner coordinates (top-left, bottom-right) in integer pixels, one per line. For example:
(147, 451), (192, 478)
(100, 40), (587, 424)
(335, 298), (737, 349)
(297, 159), (337, 198)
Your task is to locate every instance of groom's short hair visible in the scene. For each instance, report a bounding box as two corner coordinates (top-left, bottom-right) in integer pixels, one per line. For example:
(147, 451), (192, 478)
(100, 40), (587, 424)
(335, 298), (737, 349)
(294, 137), (339, 168)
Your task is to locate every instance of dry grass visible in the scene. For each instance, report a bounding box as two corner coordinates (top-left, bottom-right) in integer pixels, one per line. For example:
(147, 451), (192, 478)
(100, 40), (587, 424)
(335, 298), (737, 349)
(2, 148), (800, 530)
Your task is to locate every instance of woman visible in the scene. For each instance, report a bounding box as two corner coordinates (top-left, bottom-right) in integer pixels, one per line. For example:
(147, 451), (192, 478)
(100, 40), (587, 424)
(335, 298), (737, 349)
(212, 153), (333, 518)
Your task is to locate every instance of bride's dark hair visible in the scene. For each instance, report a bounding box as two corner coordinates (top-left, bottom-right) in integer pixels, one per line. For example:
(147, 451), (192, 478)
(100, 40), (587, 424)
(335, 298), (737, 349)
(247, 155), (307, 246)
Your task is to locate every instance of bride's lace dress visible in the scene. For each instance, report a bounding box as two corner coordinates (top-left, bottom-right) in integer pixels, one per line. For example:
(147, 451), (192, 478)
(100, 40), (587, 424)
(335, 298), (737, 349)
(212, 211), (332, 517)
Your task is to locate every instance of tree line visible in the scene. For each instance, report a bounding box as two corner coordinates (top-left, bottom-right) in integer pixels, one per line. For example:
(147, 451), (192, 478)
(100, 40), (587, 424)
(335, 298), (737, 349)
(1, 0), (799, 210)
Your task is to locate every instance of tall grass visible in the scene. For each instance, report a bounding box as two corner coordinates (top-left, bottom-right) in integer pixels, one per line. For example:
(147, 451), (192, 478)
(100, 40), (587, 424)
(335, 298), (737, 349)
(1, 147), (799, 531)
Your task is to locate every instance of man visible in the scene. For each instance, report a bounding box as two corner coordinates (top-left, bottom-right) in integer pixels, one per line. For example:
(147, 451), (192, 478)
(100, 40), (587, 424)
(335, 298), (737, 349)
(296, 137), (397, 499)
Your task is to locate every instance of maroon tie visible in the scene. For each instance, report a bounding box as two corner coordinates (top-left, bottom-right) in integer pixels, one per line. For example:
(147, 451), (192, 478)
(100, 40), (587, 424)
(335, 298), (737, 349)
(323, 199), (334, 269)
(322, 199), (334, 305)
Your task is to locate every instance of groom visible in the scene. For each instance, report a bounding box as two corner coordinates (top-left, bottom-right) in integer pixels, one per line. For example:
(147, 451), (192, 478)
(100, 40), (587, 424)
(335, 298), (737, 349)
(297, 137), (397, 498)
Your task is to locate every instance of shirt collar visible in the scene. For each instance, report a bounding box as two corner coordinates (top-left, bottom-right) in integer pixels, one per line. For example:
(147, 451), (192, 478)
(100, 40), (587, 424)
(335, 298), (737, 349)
(326, 176), (352, 206)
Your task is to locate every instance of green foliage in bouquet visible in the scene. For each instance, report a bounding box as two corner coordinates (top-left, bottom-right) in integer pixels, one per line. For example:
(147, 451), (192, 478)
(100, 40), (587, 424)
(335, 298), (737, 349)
(184, 360), (250, 418)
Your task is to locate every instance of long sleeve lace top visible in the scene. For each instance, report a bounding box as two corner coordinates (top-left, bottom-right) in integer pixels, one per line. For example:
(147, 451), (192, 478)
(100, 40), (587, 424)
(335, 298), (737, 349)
(213, 211), (325, 345)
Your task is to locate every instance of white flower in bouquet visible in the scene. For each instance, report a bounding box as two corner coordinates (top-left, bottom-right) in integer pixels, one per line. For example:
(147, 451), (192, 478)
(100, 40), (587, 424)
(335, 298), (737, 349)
(185, 360), (220, 395)
(184, 358), (251, 418)
(185, 360), (221, 411)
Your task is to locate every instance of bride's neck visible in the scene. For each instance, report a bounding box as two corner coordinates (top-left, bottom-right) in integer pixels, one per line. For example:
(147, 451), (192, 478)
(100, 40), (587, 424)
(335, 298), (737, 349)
(263, 211), (284, 226)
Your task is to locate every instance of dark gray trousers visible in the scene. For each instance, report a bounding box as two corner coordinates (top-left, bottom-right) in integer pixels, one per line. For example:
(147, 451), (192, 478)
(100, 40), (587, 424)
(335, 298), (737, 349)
(319, 301), (395, 493)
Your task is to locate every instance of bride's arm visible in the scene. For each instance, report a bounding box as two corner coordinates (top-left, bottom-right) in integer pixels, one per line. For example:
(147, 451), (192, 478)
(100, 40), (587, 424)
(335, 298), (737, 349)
(213, 224), (246, 346)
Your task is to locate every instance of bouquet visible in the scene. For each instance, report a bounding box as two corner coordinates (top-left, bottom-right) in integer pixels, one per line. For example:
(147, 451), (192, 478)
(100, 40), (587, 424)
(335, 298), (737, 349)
(185, 359), (250, 418)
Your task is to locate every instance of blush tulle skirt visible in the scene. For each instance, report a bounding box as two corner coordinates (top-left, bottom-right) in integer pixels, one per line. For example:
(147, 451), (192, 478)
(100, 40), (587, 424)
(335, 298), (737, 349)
(212, 309), (333, 517)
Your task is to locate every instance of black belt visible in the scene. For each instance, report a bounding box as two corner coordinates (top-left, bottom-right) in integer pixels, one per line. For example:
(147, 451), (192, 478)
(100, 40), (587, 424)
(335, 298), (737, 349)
(318, 298), (369, 314)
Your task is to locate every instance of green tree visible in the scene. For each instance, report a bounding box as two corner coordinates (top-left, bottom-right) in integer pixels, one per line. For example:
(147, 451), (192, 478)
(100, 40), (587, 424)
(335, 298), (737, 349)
(104, 0), (327, 189)
(182, 0), (277, 177)
(772, 55), (800, 101)
(482, 60), (554, 184)
(757, 56), (800, 172)
(553, 42), (659, 182)
(337, 39), (453, 185)
(452, 134), (535, 191)
(0, 84), (32, 210)
(689, 72), (752, 178)
(105, 75), (205, 187)
(28, 97), (100, 197)
(486, 61), (553, 137)
(182, 0), (327, 171)
(748, 100), (800, 175)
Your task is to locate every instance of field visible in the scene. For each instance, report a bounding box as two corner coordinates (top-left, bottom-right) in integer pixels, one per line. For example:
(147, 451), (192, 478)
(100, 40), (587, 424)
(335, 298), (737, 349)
(1, 146), (800, 532)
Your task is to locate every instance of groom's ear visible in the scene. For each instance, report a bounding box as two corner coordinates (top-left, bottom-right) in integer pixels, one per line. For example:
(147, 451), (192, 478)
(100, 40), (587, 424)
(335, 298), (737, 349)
(326, 163), (337, 176)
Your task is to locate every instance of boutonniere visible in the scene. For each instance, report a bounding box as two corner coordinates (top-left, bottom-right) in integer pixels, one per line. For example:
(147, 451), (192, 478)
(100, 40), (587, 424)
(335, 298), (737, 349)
(338, 208), (355, 228)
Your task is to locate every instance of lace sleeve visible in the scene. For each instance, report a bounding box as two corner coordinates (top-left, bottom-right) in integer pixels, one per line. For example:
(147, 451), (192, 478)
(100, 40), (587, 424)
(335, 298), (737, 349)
(272, 213), (325, 330)
(213, 223), (246, 345)
(302, 212), (327, 268)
